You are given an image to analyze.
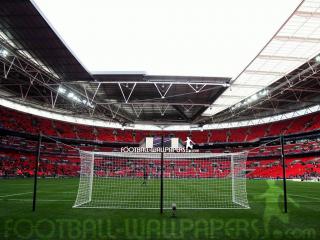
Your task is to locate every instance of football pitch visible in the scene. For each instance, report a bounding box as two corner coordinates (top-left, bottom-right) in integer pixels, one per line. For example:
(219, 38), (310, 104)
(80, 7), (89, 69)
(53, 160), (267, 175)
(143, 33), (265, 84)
(0, 178), (319, 240)
(78, 178), (243, 209)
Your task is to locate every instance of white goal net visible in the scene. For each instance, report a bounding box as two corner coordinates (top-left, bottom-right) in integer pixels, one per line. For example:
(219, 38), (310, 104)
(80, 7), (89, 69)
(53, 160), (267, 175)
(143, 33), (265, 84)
(73, 151), (249, 209)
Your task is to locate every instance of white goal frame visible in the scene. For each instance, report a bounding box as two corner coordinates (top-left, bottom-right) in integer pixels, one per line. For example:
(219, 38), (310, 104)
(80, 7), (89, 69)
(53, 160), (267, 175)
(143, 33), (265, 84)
(73, 151), (249, 209)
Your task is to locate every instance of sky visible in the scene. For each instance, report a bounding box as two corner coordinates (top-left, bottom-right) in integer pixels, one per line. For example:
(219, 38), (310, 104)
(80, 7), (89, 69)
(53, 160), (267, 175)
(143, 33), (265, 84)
(32, 0), (302, 78)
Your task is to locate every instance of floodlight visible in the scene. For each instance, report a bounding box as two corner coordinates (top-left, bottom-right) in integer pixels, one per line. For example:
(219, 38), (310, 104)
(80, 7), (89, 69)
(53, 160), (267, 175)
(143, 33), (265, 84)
(58, 86), (66, 94)
(72, 96), (81, 102)
(67, 92), (74, 98)
(0, 49), (8, 58)
(250, 94), (258, 101)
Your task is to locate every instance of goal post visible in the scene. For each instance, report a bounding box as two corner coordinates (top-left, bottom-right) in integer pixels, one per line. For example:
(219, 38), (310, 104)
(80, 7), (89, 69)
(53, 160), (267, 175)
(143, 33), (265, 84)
(232, 153), (250, 208)
(73, 151), (249, 209)
(73, 151), (94, 207)
(231, 155), (235, 203)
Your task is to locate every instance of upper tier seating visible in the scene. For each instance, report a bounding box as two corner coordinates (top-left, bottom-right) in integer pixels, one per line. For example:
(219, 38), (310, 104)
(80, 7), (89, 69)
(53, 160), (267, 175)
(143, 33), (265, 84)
(1, 105), (320, 144)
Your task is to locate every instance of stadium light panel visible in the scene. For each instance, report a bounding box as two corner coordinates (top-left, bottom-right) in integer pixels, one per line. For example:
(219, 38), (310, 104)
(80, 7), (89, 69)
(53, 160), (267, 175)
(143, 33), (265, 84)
(260, 89), (269, 96)
(62, 89), (94, 107)
(250, 94), (258, 102)
(67, 92), (74, 98)
(72, 95), (81, 103)
(58, 86), (66, 94)
(0, 49), (8, 58)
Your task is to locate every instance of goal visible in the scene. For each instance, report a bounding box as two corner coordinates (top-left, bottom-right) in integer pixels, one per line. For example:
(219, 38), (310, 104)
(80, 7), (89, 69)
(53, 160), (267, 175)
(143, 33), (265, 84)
(73, 151), (249, 209)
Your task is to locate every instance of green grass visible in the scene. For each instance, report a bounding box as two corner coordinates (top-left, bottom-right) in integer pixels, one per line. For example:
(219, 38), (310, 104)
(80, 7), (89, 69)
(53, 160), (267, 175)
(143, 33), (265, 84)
(82, 178), (237, 209)
(0, 178), (319, 240)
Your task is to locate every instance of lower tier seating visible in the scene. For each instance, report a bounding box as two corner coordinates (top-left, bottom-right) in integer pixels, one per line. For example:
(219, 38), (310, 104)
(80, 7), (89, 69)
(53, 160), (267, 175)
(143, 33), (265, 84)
(1, 145), (319, 179)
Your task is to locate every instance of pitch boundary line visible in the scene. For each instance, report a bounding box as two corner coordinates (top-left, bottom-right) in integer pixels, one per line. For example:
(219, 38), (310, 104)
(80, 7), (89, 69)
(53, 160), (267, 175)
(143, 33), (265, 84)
(289, 193), (320, 201)
(0, 192), (32, 198)
(38, 191), (76, 194)
(4, 198), (74, 202)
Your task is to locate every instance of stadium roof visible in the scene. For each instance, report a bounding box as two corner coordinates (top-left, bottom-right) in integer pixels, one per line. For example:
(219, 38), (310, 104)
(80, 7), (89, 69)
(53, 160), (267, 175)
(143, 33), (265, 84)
(0, 1), (93, 82)
(1, 0), (320, 129)
(204, 0), (320, 117)
(31, 0), (301, 77)
(0, 0), (229, 124)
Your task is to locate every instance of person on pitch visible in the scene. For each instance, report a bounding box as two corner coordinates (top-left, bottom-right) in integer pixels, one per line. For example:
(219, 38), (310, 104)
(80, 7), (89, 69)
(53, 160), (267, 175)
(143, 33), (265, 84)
(142, 166), (148, 185)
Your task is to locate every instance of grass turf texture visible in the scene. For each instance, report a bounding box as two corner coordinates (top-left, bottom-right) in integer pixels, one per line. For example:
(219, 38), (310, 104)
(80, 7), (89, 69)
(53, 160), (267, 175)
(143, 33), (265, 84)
(78, 178), (241, 209)
(0, 178), (319, 240)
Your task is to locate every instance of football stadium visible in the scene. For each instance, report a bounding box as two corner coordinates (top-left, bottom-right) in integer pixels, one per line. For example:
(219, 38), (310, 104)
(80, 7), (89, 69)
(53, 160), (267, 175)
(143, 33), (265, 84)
(1, 0), (320, 239)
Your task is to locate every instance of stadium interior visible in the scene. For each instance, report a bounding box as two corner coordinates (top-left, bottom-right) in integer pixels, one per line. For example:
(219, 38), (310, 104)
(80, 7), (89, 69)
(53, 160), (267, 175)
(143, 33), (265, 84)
(1, 0), (320, 239)
(1, 103), (320, 180)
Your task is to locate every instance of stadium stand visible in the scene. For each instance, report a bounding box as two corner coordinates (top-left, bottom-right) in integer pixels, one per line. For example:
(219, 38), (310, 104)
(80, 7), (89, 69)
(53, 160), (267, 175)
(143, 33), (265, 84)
(2, 105), (320, 144)
(1, 105), (320, 179)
